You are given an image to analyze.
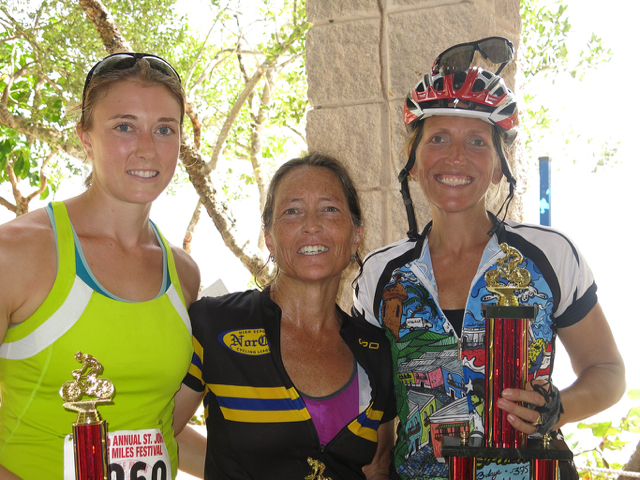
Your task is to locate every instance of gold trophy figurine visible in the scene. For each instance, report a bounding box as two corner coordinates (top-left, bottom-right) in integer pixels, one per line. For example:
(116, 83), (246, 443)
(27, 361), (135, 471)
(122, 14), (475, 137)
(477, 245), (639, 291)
(60, 352), (115, 480)
(305, 457), (332, 480)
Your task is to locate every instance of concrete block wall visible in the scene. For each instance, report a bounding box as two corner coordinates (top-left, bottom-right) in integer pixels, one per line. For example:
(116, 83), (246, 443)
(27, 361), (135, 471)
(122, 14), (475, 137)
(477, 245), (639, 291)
(305, 0), (522, 306)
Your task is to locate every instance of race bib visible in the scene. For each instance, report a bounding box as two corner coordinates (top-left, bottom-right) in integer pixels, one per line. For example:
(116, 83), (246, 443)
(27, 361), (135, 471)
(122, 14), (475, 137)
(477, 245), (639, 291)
(64, 428), (173, 480)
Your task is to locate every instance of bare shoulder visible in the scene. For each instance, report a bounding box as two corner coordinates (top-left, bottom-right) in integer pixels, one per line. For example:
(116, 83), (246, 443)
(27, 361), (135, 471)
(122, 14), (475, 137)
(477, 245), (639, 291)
(0, 209), (55, 269)
(0, 209), (57, 327)
(169, 244), (201, 308)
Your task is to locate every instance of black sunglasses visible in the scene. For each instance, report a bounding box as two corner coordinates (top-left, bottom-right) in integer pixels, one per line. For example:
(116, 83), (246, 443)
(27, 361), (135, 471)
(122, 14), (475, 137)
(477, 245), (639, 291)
(431, 37), (514, 76)
(81, 52), (181, 111)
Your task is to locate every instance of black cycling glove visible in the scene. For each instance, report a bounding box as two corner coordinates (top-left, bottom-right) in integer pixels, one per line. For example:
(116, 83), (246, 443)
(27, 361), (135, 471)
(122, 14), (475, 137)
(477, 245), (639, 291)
(529, 380), (564, 437)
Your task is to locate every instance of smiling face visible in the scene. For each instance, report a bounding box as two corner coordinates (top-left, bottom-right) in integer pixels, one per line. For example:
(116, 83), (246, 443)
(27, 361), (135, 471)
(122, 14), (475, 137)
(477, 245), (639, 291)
(264, 166), (364, 285)
(76, 80), (182, 205)
(410, 115), (503, 217)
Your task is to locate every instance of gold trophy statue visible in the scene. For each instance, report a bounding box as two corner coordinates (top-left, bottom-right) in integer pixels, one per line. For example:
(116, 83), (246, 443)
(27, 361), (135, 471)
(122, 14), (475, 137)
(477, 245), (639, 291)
(60, 352), (115, 480)
(305, 457), (332, 480)
(442, 243), (572, 480)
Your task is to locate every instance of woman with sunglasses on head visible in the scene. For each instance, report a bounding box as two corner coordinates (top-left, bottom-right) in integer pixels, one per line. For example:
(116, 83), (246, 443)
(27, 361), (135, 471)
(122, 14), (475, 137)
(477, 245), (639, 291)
(0, 53), (200, 479)
(353, 37), (625, 479)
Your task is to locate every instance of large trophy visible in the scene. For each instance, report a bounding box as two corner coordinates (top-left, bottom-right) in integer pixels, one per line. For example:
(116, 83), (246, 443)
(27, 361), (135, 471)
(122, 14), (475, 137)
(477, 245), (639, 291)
(441, 244), (571, 480)
(60, 352), (115, 480)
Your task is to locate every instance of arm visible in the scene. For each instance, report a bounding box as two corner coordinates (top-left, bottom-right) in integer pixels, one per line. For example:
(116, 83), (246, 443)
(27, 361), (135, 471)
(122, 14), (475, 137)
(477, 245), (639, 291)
(362, 420), (395, 480)
(0, 211), (55, 335)
(0, 216), (55, 479)
(0, 467), (22, 480)
(498, 302), (625, 434)
(173, 383), (204, 435)
(553, 301), (625, 427)
(171, 245), (201, 308)
(173, 383), (206, 477)
(176, 427), (206, 479)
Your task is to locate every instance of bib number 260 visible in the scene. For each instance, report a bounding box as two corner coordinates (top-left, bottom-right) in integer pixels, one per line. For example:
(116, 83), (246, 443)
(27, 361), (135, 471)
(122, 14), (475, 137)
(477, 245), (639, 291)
(109, 460), (168, 480)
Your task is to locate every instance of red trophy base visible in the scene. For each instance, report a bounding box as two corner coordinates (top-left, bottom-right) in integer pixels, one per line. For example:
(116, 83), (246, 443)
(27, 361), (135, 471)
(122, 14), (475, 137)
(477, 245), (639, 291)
(73, 421), (108, 480)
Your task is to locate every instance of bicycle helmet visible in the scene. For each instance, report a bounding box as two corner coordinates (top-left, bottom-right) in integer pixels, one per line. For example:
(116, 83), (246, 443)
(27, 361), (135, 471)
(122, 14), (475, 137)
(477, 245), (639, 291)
(398, 66), (519, 239)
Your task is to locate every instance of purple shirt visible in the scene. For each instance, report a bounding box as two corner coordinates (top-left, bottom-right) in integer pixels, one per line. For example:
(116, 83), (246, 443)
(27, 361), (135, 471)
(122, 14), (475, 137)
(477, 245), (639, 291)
(302, 369), (359, 446)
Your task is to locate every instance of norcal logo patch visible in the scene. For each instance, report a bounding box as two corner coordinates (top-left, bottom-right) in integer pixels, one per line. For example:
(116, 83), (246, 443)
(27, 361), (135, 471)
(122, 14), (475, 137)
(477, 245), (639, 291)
(219, 329), (270, 356)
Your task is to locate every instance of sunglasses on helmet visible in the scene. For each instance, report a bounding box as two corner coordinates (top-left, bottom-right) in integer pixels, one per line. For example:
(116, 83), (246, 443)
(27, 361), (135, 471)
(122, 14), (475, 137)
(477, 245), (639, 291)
(431, 37), (514, 76)
(81, 53), (181, 114)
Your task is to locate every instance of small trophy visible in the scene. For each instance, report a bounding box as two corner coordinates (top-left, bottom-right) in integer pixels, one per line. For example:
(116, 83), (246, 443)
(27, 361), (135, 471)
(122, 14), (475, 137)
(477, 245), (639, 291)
(442, 243), (572, 480)
(60, 352), (115, 480)
(305, 457), (332, 480)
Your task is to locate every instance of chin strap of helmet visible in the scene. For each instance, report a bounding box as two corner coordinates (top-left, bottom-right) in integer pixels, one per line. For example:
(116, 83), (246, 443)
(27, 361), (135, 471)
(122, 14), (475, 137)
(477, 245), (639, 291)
(488, 129), (517, 236)
(398, 122), (425, 241)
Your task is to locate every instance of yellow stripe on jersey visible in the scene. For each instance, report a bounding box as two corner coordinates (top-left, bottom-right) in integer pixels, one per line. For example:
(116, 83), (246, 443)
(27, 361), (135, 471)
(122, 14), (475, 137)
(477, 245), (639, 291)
(207, 384), (311, 423)
(348, 406), (384, 442)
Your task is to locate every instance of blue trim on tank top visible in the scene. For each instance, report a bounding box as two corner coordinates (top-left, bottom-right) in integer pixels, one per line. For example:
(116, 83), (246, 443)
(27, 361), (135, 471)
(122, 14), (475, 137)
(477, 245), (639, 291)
(45, 203), (170, 302)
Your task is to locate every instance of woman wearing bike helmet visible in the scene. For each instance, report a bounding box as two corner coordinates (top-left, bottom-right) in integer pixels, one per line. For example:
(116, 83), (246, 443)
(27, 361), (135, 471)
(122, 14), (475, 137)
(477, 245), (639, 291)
(353, 37), (624, 479)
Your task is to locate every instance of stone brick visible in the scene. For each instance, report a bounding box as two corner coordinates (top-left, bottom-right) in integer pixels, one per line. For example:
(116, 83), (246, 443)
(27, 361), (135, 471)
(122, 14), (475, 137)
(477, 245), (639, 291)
(390, 0), (472, 7)
(359, 189), (393, 253)
(307, 0), (380, 24)
(495, 0), (522, 31)
(387, 4), (503, 97)
(306, 20), (382, 106)
(306, 104), (387, 190)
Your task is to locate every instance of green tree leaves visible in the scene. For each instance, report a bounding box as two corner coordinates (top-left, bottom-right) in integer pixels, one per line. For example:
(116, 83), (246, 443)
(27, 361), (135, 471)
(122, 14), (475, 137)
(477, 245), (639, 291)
(572, 390), (640, 475)
(520, 0), (619, 172)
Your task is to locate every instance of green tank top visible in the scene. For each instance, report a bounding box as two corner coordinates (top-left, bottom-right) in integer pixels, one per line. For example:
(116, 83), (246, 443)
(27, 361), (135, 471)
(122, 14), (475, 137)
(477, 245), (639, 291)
(0, 202), (193, 479)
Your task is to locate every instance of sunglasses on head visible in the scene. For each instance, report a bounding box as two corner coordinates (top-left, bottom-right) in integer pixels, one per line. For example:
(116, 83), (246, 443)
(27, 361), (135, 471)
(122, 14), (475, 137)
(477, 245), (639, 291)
(431, 37), (514, 76)
(81, 52), (181, 107)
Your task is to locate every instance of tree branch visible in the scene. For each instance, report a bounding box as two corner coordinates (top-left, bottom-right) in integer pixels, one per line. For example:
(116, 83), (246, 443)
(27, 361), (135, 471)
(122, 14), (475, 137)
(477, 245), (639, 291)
(78, 0), (132, 54)
(619, 439), (640, 478)
(208, 60), (269, 172)
(189, 48), (240, 96)
(183, 199), (202, 254)
(0, 103), (84, 159)
(185, 101), (202, 150)
(180, 140), (268, 284)
(2, 63), (32, 106)
(207, 27), (306, 171)
(0, 195), (17, 213)
(24, 148), (55, 204)
(249, 68), (274, 210)
(183, 2), (234, 87)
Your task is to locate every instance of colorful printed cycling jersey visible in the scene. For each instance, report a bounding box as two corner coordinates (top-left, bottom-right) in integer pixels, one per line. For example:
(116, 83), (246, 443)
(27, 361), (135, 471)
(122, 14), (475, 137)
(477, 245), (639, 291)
(183, 287), (396, 479)
(353, 216), (596, 480)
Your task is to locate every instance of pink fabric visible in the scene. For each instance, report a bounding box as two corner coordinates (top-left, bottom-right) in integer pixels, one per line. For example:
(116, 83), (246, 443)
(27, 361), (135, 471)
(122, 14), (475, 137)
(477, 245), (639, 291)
(303, 371), (359, 446)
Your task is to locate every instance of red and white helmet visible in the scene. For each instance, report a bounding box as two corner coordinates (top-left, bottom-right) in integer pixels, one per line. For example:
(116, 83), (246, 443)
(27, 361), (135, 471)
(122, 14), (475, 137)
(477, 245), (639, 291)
(403, 67), (518, 146)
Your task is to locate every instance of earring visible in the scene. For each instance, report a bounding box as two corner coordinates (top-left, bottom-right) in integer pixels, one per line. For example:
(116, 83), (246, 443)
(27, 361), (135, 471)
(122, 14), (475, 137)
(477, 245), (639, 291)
(350, 254), (357, 263)
(269, 254), (276, 263)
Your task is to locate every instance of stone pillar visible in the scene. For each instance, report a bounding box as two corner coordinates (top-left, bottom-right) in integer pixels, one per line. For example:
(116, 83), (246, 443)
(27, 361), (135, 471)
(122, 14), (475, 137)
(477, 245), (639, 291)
(305, 0), (522, 306)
